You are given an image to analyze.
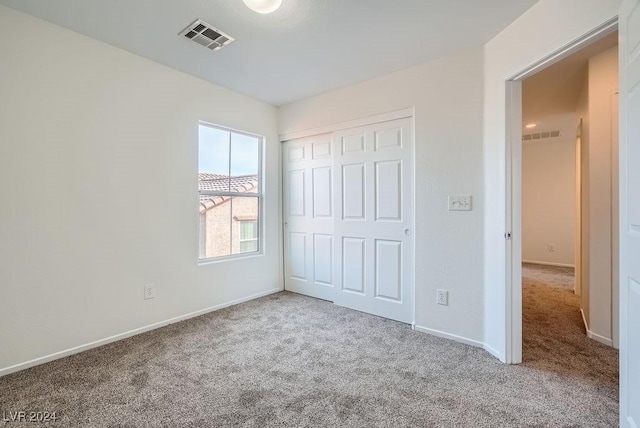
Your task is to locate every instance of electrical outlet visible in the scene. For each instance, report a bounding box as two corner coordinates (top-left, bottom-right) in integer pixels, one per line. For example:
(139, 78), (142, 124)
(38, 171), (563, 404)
(144, 284), (155, 300)
(448, 196), (472, 211)
(547, 244), (555, 252)
(437, 289), (449, 306)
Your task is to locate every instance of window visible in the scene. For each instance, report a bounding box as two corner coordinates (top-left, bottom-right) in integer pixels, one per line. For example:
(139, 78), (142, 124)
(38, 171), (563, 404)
(198, 123), (262, 261)
(239, 220), (258, 253)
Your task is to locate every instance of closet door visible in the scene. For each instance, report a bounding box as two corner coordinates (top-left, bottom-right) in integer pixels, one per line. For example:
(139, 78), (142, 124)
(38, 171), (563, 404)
(333, 117), (414, 323)
(283, 134), (335, 301)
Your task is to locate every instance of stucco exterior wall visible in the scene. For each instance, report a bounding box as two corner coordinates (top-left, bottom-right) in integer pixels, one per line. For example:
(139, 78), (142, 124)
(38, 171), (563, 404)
(200, 196), (259, 259)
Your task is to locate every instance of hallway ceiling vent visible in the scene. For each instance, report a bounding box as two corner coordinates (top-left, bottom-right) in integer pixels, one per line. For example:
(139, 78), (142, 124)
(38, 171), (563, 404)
(179, 19), (234, 52)
(522, 130), (561, 141)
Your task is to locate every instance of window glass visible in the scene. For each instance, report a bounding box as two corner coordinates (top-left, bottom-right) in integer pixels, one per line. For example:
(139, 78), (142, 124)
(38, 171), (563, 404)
(199, 125), (230, 192)
(198, 124), (262, 261)
(230, 132), (260, 178)
(239, 220), (258, 253)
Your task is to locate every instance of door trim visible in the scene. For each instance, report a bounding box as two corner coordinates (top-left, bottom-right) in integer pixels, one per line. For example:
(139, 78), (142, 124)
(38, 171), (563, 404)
(279, 107), (414, 142)
(505, 19), (619, 364)
(509, 18), (618, 81)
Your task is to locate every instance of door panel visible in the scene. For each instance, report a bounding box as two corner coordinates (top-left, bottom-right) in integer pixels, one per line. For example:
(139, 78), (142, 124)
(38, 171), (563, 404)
(288, 145), (305, 162)
(289, 233), (307, 279)
(342, 164), (366, 220)
(374, 127), (402, 150)
(313, 234), (333, 285)
(341, 133), (366, 154)
(375, 160), (402, 221)
(342, 237), (366, 294)
(288, 170), (306, 216)
(283, 135), (335, 301)
(629, 82), (640, 227)
(619, 1), (640, 426)
(312, 141), (332, 159)
(333, 117), (414, 323)
(312, 167), (333, 218)
(375, 240), (402, 301)
(629, 278), (640, 427)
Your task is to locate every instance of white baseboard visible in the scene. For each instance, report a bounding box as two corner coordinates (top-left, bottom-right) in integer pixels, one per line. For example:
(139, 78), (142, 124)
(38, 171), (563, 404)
(523, 259), (575, 268)
(587, 330), (614, 347)
(580, 308), (614, 347)
(413, 325), (484, 349)
(482, 343), (503, 361)
(413, 326), (505, 362)
(581, 308), (589, 332)
(0, 288), (283, 378)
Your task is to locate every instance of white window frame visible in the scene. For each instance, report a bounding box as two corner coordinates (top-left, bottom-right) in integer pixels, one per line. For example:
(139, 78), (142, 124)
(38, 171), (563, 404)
(198, 122), (264, 264)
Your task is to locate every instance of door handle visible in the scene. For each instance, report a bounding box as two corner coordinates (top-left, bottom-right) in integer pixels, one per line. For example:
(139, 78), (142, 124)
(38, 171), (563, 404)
(404, 229), (411, 236)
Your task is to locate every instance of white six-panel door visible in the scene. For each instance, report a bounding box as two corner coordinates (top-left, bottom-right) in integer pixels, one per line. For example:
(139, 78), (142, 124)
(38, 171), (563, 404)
(619, 1), (640, 426)
(332, 118), (414, 323)
(283, 133), (335, 301)
(283, 117), (414, 324)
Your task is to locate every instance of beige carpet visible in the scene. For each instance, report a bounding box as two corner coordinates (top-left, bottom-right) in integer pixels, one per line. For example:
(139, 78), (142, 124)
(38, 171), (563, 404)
(522, 264), (618, 383)
(522, 263), (576, 289)
(0, 277), (618, 427)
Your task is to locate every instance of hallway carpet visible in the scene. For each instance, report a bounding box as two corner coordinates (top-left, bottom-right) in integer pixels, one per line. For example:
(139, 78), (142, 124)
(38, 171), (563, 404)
(1, 286), (618, 427)
(522, 262), (576, 289)
(522, 263), (618, 392)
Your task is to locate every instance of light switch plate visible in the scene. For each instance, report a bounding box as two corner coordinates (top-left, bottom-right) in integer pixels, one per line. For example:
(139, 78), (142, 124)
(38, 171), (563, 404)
(144, 284), (156, 300)
(437, 289), (449, 306)
(448, 195), (472, 211)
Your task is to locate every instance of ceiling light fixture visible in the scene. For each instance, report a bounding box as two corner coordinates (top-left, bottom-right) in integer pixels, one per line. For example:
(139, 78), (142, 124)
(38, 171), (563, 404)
(525, 123), (537, 129)
(242, 0), (282, 14)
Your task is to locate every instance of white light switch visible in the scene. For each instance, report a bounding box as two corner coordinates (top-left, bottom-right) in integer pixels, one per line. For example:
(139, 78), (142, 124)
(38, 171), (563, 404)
(144, 284), (156, 300)
(448, 195), (472, 211)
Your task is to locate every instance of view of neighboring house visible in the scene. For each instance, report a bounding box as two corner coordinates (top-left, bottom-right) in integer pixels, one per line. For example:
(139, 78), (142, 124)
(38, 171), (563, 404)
(198, 173), (259, 259)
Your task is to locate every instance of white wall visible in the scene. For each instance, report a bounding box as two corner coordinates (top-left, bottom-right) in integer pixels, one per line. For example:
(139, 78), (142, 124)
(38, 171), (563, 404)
(582, 45), (619, 345)
(278, 48), (485, 346)
(522, 138), (576, 266)
(0, 6), (282, 375)
(483, 0), (620, 361)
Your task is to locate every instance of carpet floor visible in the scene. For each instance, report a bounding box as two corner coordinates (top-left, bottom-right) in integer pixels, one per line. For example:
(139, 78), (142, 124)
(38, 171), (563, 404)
(0, 276), (618, 427)
(522, 263), (576, 290)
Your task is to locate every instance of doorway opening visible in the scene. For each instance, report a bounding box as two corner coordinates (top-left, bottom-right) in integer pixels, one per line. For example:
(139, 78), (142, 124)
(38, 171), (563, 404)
(504, 17), (621, 366)
(520, 31), (620, 368)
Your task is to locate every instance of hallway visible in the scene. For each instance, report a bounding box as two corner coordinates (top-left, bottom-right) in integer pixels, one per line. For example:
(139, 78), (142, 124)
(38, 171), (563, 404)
(522, 263), (618, 398)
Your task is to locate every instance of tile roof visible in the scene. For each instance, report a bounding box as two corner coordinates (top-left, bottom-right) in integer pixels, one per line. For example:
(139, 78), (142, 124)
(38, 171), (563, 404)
(199, 173), (258, 213)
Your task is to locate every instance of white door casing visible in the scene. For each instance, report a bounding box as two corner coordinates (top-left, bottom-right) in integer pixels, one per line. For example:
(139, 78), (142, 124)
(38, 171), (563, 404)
(332, 117), (414, 324)
(506, 80), (523, 365)
(619, 1), (640, 426)
(283, 133), (335, 301)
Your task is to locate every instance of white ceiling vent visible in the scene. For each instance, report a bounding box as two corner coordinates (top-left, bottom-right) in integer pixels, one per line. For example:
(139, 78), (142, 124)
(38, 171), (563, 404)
(522, 130), (561, 141)
(179, 19), (234, 51)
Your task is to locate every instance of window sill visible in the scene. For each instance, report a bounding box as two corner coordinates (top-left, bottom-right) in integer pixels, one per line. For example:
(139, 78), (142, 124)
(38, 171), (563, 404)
(198, 251), (264, 266)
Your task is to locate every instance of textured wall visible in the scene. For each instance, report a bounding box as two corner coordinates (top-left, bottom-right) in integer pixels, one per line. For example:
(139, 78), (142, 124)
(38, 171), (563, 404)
(0, 6), (282, 374)
(522, 138), (577, 266)
(279, 47), (486, 345)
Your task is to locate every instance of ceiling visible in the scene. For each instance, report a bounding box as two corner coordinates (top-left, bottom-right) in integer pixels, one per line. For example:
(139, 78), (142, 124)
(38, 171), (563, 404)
(523, 31), (618, 137)
(0, 0), (537, 106)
